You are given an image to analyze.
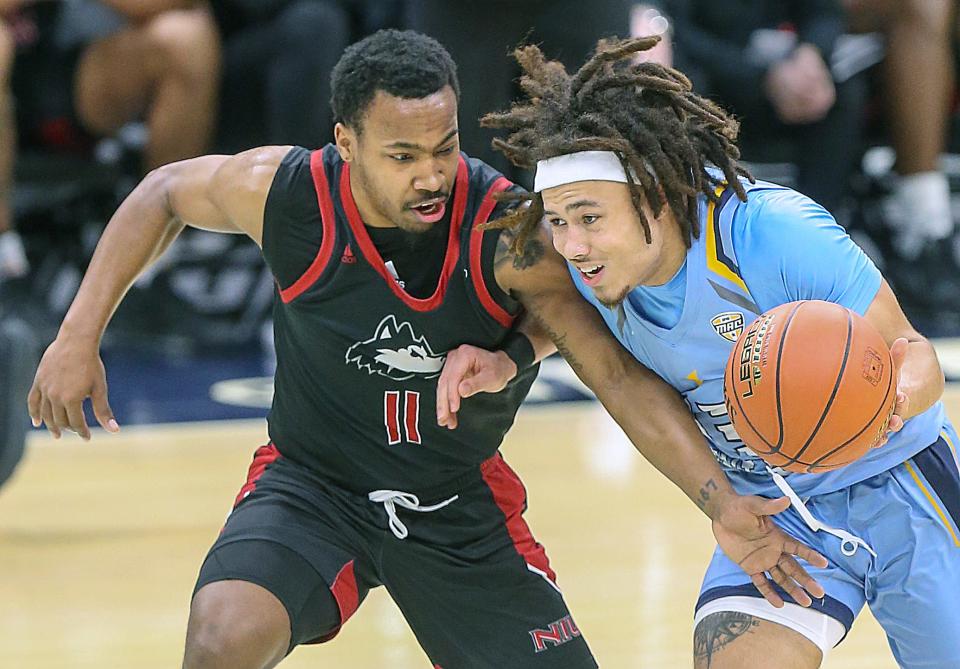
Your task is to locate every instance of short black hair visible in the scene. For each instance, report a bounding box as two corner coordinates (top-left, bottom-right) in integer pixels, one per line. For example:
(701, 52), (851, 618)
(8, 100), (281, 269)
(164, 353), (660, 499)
(330, 29), (460, 133)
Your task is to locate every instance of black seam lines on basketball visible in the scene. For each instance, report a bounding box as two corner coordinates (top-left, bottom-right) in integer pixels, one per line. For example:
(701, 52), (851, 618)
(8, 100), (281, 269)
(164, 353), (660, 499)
(780, 307), (853, 470)
(728, 303), (802, 457)
(770, 302), (804, 455)
(808, 343), (895, 471)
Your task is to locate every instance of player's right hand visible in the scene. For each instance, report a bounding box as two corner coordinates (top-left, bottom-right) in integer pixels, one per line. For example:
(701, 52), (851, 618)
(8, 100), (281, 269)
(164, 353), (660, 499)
(27, 336), (119, 441)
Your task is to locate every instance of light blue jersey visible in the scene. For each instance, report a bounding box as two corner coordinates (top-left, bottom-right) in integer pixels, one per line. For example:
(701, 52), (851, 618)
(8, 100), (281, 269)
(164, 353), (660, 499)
(568, 177), (960, 664)
(569, 179), (946, 499)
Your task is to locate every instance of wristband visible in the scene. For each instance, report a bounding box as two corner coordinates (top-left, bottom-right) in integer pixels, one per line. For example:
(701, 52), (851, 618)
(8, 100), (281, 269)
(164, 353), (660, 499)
(500, 331), (536, 371)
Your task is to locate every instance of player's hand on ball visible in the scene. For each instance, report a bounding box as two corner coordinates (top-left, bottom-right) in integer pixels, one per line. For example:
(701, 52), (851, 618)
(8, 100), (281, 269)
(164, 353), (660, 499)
(27, 336), (119, 441)
(437, 344), (517, 430)
(712, 494), (829, 608)
(875, 337), (909, 448)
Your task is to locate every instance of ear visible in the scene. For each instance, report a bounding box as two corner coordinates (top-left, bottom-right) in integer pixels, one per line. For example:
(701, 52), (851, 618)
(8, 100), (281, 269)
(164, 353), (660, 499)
(334, 123), (356, 162)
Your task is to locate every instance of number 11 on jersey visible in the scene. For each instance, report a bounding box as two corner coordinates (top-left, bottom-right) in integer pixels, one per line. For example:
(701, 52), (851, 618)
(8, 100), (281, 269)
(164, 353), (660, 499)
(384, 390), (421, 445)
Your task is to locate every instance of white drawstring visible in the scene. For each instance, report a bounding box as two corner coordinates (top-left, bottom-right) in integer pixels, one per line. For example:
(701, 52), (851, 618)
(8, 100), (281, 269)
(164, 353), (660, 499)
(367, 490), (459, 539)
(768, 468), (877, 559)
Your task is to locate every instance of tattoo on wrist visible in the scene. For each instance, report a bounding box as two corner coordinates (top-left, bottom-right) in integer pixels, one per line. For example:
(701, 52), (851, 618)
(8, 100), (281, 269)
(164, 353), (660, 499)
(695, 478), (719, 510)
(694, 612), (759, 668)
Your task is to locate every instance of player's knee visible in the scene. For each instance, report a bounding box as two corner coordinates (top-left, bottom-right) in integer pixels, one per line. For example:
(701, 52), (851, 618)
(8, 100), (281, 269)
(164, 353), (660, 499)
(145, 8), (221, 80)
(184, 582), (290, 669)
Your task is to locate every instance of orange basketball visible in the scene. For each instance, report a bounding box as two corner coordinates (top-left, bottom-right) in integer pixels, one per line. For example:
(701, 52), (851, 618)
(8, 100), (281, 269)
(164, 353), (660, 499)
(723, 300), (896, 474)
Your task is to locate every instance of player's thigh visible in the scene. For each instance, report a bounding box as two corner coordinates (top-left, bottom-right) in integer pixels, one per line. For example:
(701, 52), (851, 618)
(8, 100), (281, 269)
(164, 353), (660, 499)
(194, 452), (380, 649)
(694, 613), (822, 669)
(695, 520), (863, 668)
(383, 457), (597, 669)
(876, 436), (960, 667)
(388, 545), (597, 669)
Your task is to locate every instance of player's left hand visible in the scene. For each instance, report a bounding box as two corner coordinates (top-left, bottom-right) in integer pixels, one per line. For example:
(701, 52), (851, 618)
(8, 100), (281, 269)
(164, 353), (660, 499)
(712, 494), (829, 609)
(436, 344), (517, 429)
(875, 337), (909, 448)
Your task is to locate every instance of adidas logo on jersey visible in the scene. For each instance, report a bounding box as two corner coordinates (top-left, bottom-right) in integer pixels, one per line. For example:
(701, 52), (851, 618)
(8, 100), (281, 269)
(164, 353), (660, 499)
(341, 244), (356, 264)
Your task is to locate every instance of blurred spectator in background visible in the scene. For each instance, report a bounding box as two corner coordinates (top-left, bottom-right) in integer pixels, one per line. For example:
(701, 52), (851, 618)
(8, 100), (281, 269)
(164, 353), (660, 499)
(0, 13), (25, 281)
(666, 0), (867, 215)
(212, 0), (403, 152)
(845, 0), (956, 261)
(0, 0), (219, 282)
(405, 0), (631, 180)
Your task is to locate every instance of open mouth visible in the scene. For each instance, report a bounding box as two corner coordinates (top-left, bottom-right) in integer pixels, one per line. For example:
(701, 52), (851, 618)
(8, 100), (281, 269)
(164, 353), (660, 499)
(578, 264), (605, 284)
(409, 197), (448, 223)
(413, 201), (443, 215)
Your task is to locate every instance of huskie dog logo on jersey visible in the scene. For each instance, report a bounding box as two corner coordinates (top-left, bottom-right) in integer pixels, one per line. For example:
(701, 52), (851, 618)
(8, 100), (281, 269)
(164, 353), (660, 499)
(346, 315), (445, 380)
(711, 311), (744, 342)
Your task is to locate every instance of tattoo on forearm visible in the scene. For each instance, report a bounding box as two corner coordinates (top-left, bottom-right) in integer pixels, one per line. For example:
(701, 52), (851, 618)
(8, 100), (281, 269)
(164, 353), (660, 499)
(494, 227), (545, 271)
(530, 311), (585, 377)
(694, 613), (759, 668)
(695, 478), (719, 510)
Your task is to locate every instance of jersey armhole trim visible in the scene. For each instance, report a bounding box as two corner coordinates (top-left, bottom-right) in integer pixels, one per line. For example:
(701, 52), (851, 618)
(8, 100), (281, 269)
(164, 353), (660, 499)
(469, 177), (516, 328)
(705, 185), (751, 297)
(278, 150), (337, 303)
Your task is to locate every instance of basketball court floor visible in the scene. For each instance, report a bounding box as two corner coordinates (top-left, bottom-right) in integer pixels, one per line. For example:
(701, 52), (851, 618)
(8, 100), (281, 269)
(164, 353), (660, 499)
(2, 346), (958, 668)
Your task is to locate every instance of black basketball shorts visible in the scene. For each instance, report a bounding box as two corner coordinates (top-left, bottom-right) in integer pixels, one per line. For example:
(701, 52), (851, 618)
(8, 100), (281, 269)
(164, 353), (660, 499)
(194, 444), (598, 668)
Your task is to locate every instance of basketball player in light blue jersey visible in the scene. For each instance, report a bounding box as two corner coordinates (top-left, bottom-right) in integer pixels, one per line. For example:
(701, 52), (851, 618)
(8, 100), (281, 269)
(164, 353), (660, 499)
(441, 37), (960, 668)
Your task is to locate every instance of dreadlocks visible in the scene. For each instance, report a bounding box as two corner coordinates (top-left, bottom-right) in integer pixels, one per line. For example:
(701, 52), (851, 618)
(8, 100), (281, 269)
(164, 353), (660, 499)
(483, 35), (752, 256)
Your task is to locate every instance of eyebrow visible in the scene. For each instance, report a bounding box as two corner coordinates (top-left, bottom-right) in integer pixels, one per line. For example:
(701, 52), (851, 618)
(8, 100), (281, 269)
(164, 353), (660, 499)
(544, 199), (602, 216)
(384, 128), (459, 151)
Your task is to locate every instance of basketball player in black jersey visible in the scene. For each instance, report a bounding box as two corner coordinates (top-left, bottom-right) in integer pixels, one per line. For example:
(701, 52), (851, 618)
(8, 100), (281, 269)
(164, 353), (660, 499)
(28, 30), (827, 668)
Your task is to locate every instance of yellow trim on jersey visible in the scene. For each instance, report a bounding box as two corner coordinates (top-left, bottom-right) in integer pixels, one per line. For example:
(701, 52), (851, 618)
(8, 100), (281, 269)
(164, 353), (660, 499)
(904, 459), (960, 548)
(704, 186), (750, 295)
(943, 430), (958, 467)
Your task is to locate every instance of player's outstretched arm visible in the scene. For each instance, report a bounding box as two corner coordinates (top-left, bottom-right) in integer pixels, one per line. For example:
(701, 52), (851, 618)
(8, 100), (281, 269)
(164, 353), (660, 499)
(494, 223), (828, 607)
(27, 146), (291, 441)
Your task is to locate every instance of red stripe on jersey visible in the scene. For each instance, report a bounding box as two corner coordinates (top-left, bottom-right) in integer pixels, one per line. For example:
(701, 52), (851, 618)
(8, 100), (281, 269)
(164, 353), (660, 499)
(469, 177), (515, 328)
(384, 391), (402, 445)
(339, 156), (469, 311)
(278, 150), (338, 303)
(233, 443), (281, 508)
(404, 390), (421, 444)
(329, 559), (360, 625)
(480, 453), (557, 583)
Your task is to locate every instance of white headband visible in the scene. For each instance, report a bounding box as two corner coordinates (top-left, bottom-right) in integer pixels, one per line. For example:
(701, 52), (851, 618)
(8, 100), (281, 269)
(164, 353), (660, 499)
(533, 150), (629, 192)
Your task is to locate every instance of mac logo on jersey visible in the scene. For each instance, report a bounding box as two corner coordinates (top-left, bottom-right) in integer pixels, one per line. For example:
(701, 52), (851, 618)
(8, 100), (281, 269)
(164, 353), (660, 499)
(346, 315), (445, 381)
(711, 311), (744, 342)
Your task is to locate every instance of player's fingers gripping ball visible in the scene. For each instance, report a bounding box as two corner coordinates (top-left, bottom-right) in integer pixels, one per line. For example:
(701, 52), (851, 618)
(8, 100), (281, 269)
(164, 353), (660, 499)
(723, 300), (897, 473)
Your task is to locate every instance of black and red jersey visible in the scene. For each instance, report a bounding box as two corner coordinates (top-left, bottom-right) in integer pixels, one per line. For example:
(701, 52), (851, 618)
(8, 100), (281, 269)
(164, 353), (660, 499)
(260, 145), (538, 495)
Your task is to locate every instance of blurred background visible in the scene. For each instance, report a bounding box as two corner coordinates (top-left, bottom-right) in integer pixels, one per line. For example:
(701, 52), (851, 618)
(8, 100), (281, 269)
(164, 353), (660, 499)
(0, 1), (958, 667)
